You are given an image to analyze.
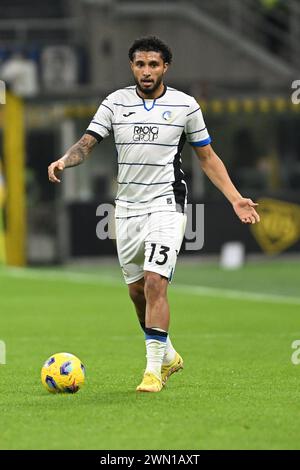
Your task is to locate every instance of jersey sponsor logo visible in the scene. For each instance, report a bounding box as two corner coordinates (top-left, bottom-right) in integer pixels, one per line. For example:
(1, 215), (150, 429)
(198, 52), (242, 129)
(123, 112), (136, 117)
(162, 111), (172, 121)
(133, 125), (159, 142)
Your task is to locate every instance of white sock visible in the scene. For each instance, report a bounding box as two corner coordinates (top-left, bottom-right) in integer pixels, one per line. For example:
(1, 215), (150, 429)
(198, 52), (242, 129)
(163, 335), (177, 365)
(145, 328), (167, 379)
(145, 340), (166, 378)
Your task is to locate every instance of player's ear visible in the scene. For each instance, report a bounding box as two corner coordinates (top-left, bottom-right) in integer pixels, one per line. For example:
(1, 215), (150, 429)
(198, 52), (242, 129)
(163, 62), (169, 74)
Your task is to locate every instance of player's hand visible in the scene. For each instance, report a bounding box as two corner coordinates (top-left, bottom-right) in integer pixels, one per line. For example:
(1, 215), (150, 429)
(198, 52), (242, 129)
(232, 198), (260, 224)
(48, 160), (65, 183)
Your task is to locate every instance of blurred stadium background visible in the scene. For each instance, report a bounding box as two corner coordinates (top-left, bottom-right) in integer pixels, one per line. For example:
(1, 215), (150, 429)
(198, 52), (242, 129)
(0, 0), (300, 265)
(0, 0), (300, 450)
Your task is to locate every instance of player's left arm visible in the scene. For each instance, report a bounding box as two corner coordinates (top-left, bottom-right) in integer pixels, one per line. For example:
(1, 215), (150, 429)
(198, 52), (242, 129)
(192, 144), (260, 224)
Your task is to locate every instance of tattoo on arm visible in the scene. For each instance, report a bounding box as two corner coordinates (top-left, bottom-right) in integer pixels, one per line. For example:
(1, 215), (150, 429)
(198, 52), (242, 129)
(60, 134), (98, 168)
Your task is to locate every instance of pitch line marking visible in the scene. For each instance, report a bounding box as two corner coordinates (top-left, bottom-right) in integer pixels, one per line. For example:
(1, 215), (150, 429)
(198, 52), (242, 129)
(2, 267), (300, 306)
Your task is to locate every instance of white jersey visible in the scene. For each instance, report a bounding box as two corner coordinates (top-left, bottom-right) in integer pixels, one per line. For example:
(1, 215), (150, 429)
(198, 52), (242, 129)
(86, 85), (211, 217)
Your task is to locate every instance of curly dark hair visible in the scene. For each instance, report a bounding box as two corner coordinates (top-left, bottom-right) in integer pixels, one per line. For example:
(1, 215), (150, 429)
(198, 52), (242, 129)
(128, 36), (173, 64)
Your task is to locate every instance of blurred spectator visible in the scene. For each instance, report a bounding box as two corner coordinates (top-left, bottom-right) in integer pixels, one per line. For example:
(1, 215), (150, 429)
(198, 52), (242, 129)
(41, 45), (78, 91)
(0, 49), (39, 98)
(258, 0), (289, 55)
(0, 47), (9, 65)
(231, 128), (264, 189)
(232, 127), (281, 190)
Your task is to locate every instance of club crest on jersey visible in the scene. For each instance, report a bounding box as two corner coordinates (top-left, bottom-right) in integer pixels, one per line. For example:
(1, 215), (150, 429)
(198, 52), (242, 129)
(162, 111), (172, 121)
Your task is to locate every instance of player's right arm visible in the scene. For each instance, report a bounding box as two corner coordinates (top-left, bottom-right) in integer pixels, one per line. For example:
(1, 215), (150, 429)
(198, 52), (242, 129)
(48, 133), (98, 184)
(49, 92), (114, 183)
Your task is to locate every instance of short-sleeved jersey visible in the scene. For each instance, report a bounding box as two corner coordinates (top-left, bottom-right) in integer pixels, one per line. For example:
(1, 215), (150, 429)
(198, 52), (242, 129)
(86, 85), (211, 217)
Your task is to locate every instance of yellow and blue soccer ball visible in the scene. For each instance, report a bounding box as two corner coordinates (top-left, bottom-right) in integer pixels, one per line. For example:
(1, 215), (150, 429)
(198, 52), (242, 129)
(41, 352), (85, 394)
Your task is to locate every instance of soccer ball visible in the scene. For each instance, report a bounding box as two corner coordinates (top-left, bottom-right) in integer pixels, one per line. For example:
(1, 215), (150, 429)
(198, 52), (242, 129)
(41, 352), (85, 394)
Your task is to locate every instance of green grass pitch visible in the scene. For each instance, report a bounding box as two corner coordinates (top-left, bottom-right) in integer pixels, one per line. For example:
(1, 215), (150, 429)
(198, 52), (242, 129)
(0, 260), (300, 450)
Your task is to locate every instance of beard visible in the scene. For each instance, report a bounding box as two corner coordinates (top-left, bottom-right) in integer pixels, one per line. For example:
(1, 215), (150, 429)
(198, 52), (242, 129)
(135, 74), (163, 95)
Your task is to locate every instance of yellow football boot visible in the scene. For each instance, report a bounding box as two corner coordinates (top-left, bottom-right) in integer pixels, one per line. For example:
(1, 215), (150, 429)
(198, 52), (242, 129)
(136, 372), (162, 392)
(161, 352), (183, 386)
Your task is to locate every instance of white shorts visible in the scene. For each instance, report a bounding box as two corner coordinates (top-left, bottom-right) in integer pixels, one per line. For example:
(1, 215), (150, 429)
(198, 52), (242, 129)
(115, 211), (187, 285)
